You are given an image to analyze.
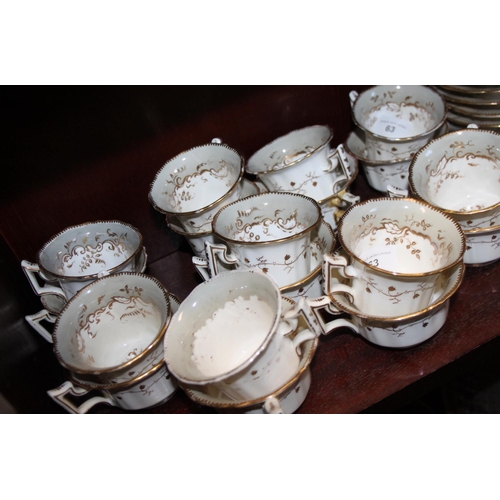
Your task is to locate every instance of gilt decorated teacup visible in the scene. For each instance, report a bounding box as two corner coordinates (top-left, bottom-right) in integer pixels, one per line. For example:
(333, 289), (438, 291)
(195, 192), (323, 289)
(408, 126), (500, 232)
(44, 273), (172, 386)
(181, 297), (318, 414)
(350, 85), (447, 162)
(164, 269), (317, 401)
(319, 248), (465, 348)
(21, 220), (145, 301)
(322, 197), (465, 317)
(148, 138), (244, 234)
(246, 125), (353, 203)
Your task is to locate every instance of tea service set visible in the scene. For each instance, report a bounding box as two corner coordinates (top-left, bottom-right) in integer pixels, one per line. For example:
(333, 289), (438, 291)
(20, 85), (500, 413)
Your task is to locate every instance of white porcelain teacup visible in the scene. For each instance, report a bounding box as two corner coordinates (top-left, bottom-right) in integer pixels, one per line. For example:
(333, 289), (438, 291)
(48, 360), (178, 413)
(409, 125), (500, 232)
(193, 192), (323, 289)
(350, 85), (447, 162)
(322, 197), (465, 317)
(181, 297), (318, 414)
(149, 138), (244, 234)
(245, 125), (352, 203)
(317, 248), (465, 348)
(35, 272), (172, 386)
(163, 269), (317, 401)
(46, 294), (181, 413)
(21, 220), (145, 302)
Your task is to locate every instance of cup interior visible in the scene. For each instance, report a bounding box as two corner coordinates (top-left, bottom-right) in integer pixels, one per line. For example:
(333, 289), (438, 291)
(353, 85), (446, 140)
(164, 270), (281, 385)
(38, 221), (143, 279)
(409, 128), (500, 213)
(149, 143), (243, 215)
(212, 192), (321, 243)
(338, 197), (465, 275)
(53, 273), (171, 374)
(246, 125), (332, 174)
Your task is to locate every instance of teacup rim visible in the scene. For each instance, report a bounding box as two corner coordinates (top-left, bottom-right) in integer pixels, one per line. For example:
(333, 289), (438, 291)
(211, 192), (322, 246)
(52, 272), (172, 376)
(246, 124), (334, 175)
(337, 196), (466, 277)
(36, 220), (144, 281)
(328, 254), (465, 323)
(164, 269), (284, 386)
(351, 85), (447, 142)
(148, 142), (245, 216)
(409, 127), (500, 215)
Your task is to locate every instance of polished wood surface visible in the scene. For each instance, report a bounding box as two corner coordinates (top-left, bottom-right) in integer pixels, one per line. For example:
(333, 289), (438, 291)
(2, 85), (500, 413)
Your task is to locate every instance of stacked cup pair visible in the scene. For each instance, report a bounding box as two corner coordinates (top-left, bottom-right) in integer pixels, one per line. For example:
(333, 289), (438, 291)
(344, 85), (448, 194)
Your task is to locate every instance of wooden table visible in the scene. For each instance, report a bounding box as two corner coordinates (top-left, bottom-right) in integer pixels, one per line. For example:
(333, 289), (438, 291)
(2, 85), (499, 413)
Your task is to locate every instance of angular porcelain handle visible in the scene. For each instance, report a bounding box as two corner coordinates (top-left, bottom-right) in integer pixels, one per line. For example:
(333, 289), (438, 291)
(349, 90), (359, 109)
(21, 260), (67, 300)
(192, 256), (211, 281)
(25, 309), (58, 343)
(284, 296), (359, 337)
(326, 144), (350, 183)
(263, 396), (285, 414)
(47, 381), (117, 414)
(386, 184), (409, 198)
(205, 241), (238, 277)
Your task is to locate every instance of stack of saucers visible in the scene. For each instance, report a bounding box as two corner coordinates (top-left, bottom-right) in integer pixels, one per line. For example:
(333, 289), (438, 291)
(432, 86), (500, 131)
(345, 85), (448, 193)
(245, 124), (360, 232)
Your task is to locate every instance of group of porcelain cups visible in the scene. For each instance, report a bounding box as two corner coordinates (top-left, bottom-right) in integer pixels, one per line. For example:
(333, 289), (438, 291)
(21, 221), (180, 414)
(148, 127), (359, 303)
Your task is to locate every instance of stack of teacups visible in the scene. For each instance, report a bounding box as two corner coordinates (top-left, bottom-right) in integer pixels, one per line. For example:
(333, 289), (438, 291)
(244, 124), (360, 232)
(148, 138), (248, 259)
(408, 125), (500, 266)
(163, 269), (318, 414)
(345, 85), (447, 193)
(37, 273), (179, 413)
(288, 197), (466, 348)
(22, 220), (148, 328)
(192, 191), (336, 301)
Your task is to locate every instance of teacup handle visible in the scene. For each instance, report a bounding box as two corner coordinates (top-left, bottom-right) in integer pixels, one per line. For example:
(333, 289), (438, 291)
(325, 144), (351, 185)
(48, 381), (117, 414)
(284, 296), (359, 337)
(349, 90), (359, 109)
(386, 184), (409, 198)
(21, 260), (67, 300)
(263, 396), (285, 414)
(25, 309), (57, 343)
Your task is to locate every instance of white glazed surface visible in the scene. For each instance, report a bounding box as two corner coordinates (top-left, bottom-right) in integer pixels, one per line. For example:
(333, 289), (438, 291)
(164, 269), (315, 401)
(247, 125), (353, 203)
(463, 226), (500, 266)
(52, 273), (171, 384)
(149, 142), (243, 215)
(324, 197), (465, 316)
(351, 85), (446, 161)
(409, 128), (500, 231)
(210, 192), (322, 288)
